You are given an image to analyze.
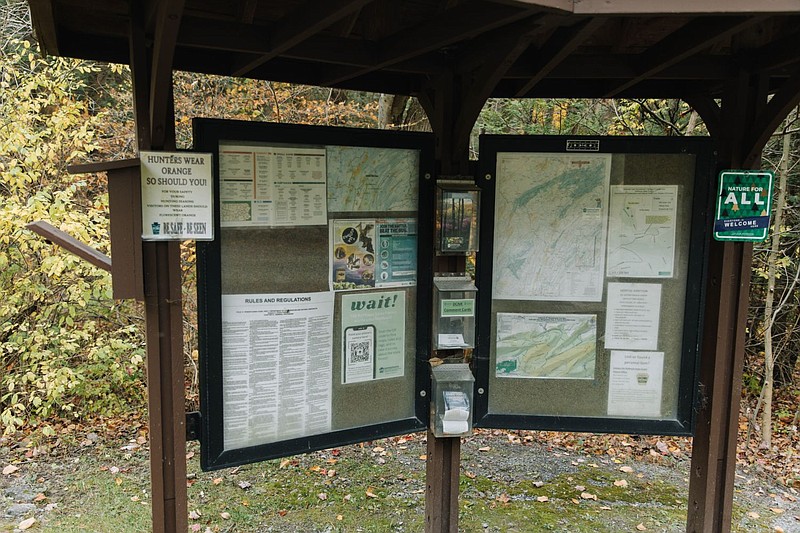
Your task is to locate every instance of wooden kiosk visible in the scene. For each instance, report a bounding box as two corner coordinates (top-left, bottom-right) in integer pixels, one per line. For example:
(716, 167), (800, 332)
(29, 2), (800, 531)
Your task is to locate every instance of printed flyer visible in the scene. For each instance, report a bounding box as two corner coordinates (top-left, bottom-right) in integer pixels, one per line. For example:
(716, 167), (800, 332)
(331, 219), (416, 291)
(341, 291), (406, 383)
(221, 292), (334, 450)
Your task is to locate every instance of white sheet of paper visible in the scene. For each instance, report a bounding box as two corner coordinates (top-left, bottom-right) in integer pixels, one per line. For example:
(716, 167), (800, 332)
(607, 351), (664, 417)
(219, 143), (327, 227)
(492, 152), (611, 302)
(221, 292), (334, 450)
(438, 333), (466, 348)
(604, 282), (661, 350)
(607, 185), (678, 278)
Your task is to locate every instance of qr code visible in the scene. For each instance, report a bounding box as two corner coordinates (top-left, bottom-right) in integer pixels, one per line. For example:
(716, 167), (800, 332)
(349, 341), (371, 363)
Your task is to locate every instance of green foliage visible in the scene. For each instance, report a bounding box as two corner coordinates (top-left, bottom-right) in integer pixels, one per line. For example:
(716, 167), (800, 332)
(474, 98), (707, 147)
(0, 39), (145, 434)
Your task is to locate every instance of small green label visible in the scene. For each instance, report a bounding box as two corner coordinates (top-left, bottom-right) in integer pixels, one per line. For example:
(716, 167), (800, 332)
(441, 299), (474, 317)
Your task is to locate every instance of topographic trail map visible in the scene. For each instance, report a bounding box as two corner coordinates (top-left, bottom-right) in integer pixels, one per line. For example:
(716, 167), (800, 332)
(493, 153), (611, 301)
(606, 185), (678, 278)
(495, 313), (597, 379)
(326, 146), (419, 213)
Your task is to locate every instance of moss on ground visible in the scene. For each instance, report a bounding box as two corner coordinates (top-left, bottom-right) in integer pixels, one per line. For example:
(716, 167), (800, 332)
(0, 439), (794, 532)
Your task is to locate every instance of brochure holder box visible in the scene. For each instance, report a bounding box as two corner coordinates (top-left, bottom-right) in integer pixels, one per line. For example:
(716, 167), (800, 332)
(431, 363), (475, 437)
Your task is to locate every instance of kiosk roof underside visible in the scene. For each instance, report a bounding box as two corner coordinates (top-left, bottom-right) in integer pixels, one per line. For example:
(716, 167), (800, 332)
(29, 0), (800, 98)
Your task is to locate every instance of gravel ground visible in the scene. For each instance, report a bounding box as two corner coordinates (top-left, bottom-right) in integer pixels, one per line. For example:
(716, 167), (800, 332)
(3, 430), (800, 532)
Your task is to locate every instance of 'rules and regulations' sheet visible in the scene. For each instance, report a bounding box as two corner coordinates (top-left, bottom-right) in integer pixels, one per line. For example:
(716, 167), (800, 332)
(221, 292), (334, 450)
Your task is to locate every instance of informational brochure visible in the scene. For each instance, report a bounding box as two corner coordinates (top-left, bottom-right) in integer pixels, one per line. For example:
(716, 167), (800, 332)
(493, 152), (611, 302)
(140, 151), (214, 240)
(341, 291), (405, 383)
(221, 292), (334, 450)
(218, 143), (327, 227)
(607, 185), (678, 278)
(604, 282), (661, 351)
(495, 312), (597, 379)
(331, 219), (416, 291)
(607, 351), (664, 417)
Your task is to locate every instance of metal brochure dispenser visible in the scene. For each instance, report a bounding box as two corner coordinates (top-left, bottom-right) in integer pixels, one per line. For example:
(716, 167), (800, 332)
(435, 181), (480, 254)
(433, 277), (477, 350)
(431, 363), (475, 437)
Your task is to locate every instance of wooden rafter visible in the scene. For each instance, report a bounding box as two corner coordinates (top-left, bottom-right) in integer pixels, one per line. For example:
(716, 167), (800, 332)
(28, 0), (59, 55)
(606, 16), (764, 97)
(573, 0), (800, 14)
(452, 18), (547, 145)
(745, 67), (800, 166)
(514, 17), (605, 97)
(745, 29), (800, 73)
(231, 0), (372, 77)
(519, 54), (731, 80)
(321, 4), (540, 87)
(178, 17), (269, 54)
(149, 0), (185, 148)
(682, 94), (722, 138)
(499, 0), (573, 13)
(238, 0), (258, 23)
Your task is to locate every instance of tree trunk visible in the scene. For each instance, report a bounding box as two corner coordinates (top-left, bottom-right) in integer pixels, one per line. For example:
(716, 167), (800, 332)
(761, 126), (791, 448)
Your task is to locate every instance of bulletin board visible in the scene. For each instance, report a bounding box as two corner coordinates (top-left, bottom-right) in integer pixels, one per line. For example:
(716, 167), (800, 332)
(194, 119), (435, 470)
(474, 135), (714, 435)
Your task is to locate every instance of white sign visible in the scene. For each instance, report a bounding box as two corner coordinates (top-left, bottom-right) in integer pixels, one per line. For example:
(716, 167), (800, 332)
(604, 282), (662, 351)
(221, 292), (334, 450)
(218, 144), (327, 227)
(140, 151), (214, 240)
(607, 351), (664, 417)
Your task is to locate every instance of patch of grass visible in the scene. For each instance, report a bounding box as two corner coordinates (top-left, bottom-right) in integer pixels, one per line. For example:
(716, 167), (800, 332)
(1, 439), (794, 532)
(458, 467), (687, 532)
(0, 453), (151, 533)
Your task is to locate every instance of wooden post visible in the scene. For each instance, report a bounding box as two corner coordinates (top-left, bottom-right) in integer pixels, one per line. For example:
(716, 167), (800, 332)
(686, 72), (764, 533)
(420, 26), (537, 527)
(421, 71), (470, 533)
(129, 2), (188, 532)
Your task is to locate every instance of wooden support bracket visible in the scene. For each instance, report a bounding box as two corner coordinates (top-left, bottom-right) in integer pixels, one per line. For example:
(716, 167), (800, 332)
(26, 221), (112, 272)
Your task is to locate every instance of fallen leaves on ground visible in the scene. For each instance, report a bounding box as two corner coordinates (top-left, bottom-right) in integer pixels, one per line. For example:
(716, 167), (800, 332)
(18, 517), (36, 530)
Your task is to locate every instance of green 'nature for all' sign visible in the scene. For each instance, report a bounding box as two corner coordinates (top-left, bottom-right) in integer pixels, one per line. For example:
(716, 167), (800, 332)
(714, 170), (774, 242)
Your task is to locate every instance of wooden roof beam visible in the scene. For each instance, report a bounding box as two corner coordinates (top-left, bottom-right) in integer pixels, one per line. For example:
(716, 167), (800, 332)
(178, 19), (403, 71)
(232, 0), (373, 77)
(508, 54), (732, 80)
(321, 4), (541, 87)
(605, 16), (764, 97)
(238, 0), (258, 24)
(745, 67), (800, 166)
(149, 0), (185, 149)
(492, 0), (573, 13)
(514, 17), (605, 97)
(573, 0), (800, 14)
(28, 0), (59, 55)
(744, 27), (800, 73)
(454, 19), (547, 148)
(477, 0), (800, 14)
